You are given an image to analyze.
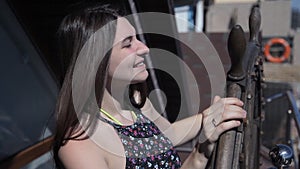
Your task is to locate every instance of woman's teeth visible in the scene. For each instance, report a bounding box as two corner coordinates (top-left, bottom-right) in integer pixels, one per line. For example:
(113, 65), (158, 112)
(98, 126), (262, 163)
(134, 62), (144, 68)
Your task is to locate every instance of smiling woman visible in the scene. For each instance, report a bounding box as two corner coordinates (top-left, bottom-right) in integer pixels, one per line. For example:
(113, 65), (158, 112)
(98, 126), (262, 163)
(52, 3), (246, 169)
(108, 17), (149, 84)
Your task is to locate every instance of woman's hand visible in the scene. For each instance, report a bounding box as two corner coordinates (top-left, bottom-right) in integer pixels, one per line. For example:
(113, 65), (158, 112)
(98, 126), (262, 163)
(176, 96), (246, 169)
(198, 95), (246, 143)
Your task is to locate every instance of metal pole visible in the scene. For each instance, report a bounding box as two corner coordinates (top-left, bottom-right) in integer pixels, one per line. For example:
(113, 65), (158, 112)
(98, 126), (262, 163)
(128, 0), (168, 118)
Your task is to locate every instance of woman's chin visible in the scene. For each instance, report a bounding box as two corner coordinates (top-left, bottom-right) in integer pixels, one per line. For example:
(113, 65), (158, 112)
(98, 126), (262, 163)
(131, 71), (149, 84)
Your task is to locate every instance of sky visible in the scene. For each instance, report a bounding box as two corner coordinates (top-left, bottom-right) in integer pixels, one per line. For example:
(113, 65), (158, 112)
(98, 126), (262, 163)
(292, 0), (300, 10)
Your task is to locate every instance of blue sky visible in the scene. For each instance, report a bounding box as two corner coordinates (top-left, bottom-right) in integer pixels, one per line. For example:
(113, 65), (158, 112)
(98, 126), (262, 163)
(292, 0), (300, 10)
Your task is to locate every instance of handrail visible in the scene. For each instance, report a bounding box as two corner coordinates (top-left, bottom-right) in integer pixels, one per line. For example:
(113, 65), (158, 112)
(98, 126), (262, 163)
(0, 136), (54, 169)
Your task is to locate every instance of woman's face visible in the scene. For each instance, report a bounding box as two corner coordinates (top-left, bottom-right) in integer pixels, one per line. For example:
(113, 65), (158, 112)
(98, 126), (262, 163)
(109, 17), (149, 84)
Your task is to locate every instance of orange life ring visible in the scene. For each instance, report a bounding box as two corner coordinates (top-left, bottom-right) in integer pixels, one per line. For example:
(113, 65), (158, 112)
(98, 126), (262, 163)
(264, 38), (291, 63)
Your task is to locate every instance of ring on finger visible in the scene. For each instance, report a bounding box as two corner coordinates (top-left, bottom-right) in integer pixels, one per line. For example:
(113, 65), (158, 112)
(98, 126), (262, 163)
(212, 118), (218, 127)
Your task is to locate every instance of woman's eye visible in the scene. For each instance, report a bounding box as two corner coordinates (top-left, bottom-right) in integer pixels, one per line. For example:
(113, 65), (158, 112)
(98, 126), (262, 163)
(122, 37), (132, 48)
(123, 43), (131, 48)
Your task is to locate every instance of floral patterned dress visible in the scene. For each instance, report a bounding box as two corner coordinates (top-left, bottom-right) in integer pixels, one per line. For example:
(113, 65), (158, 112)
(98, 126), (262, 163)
(97, 110), (182, 169)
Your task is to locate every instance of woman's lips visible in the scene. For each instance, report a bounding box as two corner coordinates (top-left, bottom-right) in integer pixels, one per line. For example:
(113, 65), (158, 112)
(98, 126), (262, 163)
(133, 61), (145, 68)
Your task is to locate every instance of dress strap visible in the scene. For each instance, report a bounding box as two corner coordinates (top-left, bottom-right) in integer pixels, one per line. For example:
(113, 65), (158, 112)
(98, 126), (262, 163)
(131, 111), (137, 121)
(99, 108), (137, 126)
(100, 108), (123, 125)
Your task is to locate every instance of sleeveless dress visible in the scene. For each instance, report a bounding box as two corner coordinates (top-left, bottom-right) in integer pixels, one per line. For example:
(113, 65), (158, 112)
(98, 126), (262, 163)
(97, 110), (182, 169)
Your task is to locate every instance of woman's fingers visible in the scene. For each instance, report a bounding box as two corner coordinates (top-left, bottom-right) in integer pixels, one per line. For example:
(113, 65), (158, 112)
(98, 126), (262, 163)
(221, 105), (246, 119)
(222, 110), (246, 122)
(206, 97), (244, 116)
(209, 120), (242, 142)
(200, 96), (247, 143)
(205, 104), (246, 124)
(216, 97), (244, 106)
(206, 107), (245, 132)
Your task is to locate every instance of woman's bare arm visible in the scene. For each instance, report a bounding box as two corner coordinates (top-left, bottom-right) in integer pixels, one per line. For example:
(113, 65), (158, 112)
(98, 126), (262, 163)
(59, 139), (110, 169)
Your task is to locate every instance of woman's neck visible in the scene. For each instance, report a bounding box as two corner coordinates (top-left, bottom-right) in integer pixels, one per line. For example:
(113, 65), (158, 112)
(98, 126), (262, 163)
(104, 77), (132, 110)
(101, 89), (123, 115)
(101, 89), (137, 125)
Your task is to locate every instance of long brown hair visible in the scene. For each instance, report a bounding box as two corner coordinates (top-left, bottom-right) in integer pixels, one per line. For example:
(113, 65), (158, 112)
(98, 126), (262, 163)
(53, 4), (147, 169)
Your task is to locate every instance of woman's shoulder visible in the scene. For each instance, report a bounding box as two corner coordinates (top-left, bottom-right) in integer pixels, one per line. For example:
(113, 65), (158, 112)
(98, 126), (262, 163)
(58, 123), (125, 169)
(140, 98), (159, 120)
(58, 138), (109, 169)
(140, 98), (171, 129)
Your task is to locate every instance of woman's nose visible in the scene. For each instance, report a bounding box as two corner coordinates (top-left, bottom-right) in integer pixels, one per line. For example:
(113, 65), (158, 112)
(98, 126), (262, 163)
(136, 40), (149, 56)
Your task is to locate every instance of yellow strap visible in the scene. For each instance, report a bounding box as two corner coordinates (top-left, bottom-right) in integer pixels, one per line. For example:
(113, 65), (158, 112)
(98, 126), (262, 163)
(131, 111), (137, 121)
(100, 108), (137, 125)
(100, 108), (123, 125)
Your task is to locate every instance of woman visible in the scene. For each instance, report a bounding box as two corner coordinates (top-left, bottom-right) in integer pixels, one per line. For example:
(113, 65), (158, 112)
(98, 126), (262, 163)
(53, 4), (246, 169)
